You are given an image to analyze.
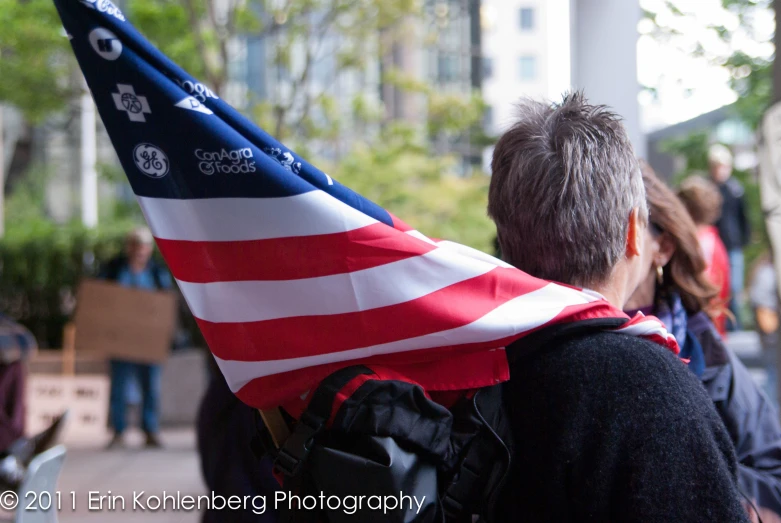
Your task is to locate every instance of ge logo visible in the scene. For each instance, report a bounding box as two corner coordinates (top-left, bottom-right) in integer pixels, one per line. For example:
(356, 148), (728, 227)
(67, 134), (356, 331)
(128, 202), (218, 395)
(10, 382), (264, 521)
(133, 144), (170, 178)
(122, 93), (143, 113)
(88, 27), (122, 60)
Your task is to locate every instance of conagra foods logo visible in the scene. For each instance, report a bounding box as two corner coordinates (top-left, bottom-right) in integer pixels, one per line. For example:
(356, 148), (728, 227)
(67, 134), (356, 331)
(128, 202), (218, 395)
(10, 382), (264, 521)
(133, 144), (170, 178)
(195, 147), (256, 175)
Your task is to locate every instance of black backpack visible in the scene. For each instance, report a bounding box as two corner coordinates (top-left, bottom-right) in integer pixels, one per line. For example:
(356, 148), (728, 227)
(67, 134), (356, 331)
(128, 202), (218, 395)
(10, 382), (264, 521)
(254, 364), (513, 523)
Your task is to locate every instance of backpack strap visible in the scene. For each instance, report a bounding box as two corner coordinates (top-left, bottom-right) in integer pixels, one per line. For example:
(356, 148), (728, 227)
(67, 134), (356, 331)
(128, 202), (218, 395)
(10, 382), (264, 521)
(259, 408), (291, 449)
(440, 385), (512, 522)
(274, 366), (373, 477)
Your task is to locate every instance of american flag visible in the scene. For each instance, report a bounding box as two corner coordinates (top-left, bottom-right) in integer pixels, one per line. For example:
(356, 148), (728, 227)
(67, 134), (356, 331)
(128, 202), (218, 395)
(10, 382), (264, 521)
(54, 0), (678, 412)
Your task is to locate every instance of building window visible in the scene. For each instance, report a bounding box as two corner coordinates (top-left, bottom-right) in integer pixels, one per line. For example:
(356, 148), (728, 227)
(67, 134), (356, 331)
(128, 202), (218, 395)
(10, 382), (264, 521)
(483, 106), (494, 131)
(482, 57), (493, 80)
(437, 53), (459, 83)
(518, 55), (536, 81)
(519, 7), (534, 31)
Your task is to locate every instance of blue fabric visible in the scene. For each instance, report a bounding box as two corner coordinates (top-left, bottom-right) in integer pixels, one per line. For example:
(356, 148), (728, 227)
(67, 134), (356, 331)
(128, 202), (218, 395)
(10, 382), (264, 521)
(652, 294), (707, 378)
(728, 248), (745, 330)
(0, 314), (37, 363)
(115, 265), (172, 290)
(109, 359), (161, 434)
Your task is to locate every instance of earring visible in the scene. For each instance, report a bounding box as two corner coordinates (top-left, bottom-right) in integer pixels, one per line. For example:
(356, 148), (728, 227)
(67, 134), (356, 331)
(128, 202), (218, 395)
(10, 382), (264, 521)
(656, 264), (664, 285)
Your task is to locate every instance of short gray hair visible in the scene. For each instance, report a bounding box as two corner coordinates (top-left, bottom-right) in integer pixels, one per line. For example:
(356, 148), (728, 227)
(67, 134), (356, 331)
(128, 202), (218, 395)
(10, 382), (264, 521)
(127, 226), (154, 245)
(488, 92), (647, 288)
(708, 143), (733, 167)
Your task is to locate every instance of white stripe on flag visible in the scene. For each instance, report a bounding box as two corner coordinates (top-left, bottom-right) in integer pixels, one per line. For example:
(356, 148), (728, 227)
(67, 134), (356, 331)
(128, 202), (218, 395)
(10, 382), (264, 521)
(137, 191), (378, 242)
(214, 282), (600, 391)
(614, 318), (675, 343)
(176, 245), (497, 323)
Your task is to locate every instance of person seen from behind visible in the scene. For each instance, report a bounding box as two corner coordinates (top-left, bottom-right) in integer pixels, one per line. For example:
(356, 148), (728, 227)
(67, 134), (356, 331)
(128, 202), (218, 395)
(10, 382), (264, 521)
(488, 92), (748, 522)
(677, 175), (732, 335)
(625, 163), (781, 521)
(100, 226), (173, 449)
(710, 144), (751, 329)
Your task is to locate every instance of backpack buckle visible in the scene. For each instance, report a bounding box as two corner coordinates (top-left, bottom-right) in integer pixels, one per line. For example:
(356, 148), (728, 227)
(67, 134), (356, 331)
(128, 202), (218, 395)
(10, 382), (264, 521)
(274, 411), (324, 477)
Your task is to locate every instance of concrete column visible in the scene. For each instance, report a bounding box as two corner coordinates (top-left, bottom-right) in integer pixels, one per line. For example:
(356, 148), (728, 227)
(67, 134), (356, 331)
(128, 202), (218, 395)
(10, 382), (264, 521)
(81, 87), (98, 228)
(571, 0), (645, 158)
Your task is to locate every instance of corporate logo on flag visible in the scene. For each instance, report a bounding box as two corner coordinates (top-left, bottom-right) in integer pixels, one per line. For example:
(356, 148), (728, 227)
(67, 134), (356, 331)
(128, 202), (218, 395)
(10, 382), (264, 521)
(112, 84), (151, 122)
(195, 148), (256, 175)
(79, 0), (125, 21)
(175, 96), (213, 115)
(88, 28), (122, 60)
(177, 80), (219, 103)
(264, 147), (302, 175)
(133, 144), (170, 178)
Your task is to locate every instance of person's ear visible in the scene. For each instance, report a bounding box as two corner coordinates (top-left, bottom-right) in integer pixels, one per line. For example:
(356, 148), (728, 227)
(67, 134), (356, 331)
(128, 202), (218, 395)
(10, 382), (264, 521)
(626, 208), (643, 258)
(656, 233), (675, 267)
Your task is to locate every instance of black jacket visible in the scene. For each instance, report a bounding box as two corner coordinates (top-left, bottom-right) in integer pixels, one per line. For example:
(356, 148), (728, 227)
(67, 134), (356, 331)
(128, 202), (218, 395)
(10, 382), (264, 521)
(692, 314), (781, 517)
(496, 328), (749, 522)
(716, 177), (751, 250)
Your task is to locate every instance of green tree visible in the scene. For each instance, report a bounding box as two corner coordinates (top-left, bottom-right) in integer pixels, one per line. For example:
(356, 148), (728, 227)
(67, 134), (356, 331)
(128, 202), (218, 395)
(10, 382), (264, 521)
(0, 0), (80, 189)
(643, 0), (773, 128)
(130, 0), (420, 140)
(127, 0), (492, 247)
(329, 125), (494, 252)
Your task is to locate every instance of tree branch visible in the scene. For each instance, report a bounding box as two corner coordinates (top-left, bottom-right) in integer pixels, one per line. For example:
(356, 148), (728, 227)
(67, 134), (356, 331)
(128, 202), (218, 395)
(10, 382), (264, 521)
(180, 0), (222, 94)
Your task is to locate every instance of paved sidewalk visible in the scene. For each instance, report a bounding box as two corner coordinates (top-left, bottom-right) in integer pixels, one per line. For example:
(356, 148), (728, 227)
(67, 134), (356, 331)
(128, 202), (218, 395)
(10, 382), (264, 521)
(56, 429), (206, 522)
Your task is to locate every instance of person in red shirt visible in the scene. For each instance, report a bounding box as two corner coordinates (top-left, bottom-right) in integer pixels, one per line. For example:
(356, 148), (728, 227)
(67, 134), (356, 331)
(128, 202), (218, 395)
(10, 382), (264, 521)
(677, 176), (731, 335)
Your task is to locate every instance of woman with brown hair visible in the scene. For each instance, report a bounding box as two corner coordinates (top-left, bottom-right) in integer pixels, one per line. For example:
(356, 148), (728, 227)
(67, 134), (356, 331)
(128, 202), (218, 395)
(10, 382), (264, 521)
(626, 164), (781, 521)
(677, 175), (732, 334)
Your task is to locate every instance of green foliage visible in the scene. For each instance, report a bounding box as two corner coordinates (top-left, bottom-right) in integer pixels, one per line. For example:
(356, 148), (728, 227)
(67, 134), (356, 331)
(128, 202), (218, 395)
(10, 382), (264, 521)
(660, 131), (711, 174)
(0, 224), (127, 347)
(0, 0), (77, 122)
(644, 0), (774, 130)
(329, 125), (494, 252)
(127, 1), (211, 82)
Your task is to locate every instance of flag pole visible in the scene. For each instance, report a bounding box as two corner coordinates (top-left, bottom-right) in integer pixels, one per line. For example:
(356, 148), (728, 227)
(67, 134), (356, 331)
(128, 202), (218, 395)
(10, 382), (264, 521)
(259, 408), (290, 448)
(81, 80), (98, 228)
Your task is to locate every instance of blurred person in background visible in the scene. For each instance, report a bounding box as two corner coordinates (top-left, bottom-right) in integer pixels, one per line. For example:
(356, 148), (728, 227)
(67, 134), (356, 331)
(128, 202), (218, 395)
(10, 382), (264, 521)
(626, 164), (781, 521)
(710, 144), (752, 330)
(677, 175), (731, 335)
(749, 253), (780, 409)
(0, 314), (37, 490)
(100, 226), (172, 450)
(0, 315), (65, 491)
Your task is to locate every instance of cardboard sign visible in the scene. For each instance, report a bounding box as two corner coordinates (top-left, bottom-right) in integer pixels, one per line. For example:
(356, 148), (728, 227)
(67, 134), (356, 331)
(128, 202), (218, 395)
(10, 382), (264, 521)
(74, 279), (177, 363)
(26, 375), (110, 445)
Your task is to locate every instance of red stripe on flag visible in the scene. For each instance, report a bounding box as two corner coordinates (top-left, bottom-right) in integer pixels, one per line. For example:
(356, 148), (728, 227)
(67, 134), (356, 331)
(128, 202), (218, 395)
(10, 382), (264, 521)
(155, 223), (436, 283)
(197, 266), (549, 361)
(234, 344), (512, 411)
